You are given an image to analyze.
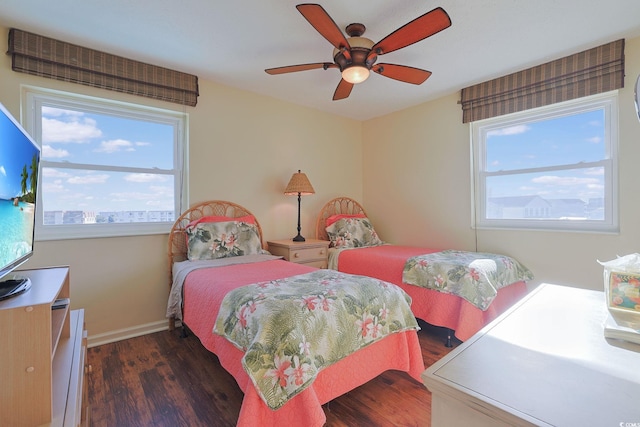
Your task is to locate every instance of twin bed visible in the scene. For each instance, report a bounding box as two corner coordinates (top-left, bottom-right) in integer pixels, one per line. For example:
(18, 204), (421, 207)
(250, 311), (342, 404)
(166, 198), (532, 425)
(315, 197), (532, 344)
(166, 200), (425, 426)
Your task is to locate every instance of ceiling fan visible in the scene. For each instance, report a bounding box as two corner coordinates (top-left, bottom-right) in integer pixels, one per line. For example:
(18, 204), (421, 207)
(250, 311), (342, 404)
(265, 3), (452, 101)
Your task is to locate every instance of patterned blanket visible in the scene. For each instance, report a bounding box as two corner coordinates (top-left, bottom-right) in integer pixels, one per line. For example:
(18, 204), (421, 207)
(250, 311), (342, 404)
(213, 269), (419, 410)
(402, 250), (533, 310)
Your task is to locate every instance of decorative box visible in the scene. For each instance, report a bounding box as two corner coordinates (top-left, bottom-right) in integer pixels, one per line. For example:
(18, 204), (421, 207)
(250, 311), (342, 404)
(600, 254), (640, 330)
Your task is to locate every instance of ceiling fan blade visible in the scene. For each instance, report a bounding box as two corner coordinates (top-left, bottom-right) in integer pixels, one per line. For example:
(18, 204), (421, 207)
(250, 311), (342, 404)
(265, 63), (337, 75)
(296, 4), (350, 50)
(370, 7), (451, 56)
(333, 79), (354, 100)
(372, 63), (432, 85)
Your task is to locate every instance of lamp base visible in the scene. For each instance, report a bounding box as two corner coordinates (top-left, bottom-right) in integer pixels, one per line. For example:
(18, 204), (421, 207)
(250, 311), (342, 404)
(292, 234), (306, 242)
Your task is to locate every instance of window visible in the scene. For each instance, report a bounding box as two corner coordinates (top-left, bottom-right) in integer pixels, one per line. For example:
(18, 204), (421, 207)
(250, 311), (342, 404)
(472, 92), (618, 233)
(23, 87), (187, 240)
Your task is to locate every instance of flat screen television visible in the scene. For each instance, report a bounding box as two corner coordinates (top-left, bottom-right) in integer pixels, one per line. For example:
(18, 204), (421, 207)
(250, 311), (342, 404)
(0, 101), (40, 300)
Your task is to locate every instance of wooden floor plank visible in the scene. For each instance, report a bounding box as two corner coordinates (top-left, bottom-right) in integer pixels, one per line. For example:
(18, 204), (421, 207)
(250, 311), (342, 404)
(86, 346), (113, 426)
(88, 320), (459, 426)
(139, 364), (200, 426)
(344, 371), (432, 426)
(160, 333), (242, 425)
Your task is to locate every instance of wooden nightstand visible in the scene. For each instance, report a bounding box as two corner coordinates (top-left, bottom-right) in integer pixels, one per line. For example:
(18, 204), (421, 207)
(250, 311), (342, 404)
(267, 239), (329, 268)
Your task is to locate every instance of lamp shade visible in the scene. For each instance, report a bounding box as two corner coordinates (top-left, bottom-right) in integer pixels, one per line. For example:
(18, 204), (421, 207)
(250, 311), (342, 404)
(284, 170), (315, 195)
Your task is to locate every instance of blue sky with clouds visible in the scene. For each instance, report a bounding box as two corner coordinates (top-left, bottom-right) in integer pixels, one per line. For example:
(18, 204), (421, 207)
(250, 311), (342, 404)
(40, 107), (175, 212)
(484, 108), (605, 202)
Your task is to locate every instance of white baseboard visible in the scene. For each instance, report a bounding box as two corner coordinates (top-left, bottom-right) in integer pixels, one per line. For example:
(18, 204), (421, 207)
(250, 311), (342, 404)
(87, 319), (177, 348)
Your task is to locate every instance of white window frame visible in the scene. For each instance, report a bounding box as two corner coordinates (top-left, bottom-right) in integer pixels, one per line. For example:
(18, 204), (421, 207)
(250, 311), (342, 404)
(471, 92), (618, 233)
(22, 86), (188, 240)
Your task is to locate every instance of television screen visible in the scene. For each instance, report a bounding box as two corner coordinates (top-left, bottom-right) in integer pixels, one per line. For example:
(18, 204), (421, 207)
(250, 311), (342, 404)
(0, 101), (40, 296)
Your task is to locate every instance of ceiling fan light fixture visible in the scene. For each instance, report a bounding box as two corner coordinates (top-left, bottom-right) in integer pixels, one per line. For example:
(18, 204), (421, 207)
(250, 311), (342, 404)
(342, 65), (370, 84)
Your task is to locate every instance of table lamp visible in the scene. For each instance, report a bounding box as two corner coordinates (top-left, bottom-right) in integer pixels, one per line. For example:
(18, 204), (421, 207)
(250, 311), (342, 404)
(284, 169), (315, 242)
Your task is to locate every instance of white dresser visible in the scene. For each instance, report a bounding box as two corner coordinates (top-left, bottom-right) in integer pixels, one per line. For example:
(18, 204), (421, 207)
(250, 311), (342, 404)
(423, 283), (640, 427)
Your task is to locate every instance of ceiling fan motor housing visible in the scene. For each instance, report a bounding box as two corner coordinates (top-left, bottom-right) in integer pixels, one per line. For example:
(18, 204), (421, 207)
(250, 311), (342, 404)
(333, 36), (376, 71)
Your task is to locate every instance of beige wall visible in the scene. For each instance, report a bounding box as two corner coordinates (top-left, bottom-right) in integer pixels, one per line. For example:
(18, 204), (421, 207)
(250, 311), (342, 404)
(0, 25), (363, 344)
(3, 21), (639, 344)
(362, 91), (475, 250)
(364, 35), (640, 292)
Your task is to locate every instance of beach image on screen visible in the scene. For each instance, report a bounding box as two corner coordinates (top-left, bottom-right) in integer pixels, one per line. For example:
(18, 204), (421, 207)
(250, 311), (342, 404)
(0, 109), (39, 269)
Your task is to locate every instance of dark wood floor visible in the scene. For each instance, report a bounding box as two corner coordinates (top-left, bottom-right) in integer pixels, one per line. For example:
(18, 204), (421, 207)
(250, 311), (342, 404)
(87, 320), (460, 427)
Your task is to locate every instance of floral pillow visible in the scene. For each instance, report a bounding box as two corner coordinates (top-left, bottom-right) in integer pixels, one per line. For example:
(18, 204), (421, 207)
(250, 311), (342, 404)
(186, 220), (265, 260)
(325, 217), (383, 248)
(186, 214), (256, 229)
(325, 213), (366, 227)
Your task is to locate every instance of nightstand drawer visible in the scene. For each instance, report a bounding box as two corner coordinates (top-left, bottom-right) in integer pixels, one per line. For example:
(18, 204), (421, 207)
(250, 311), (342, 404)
(304, 259), (328, 269)
(290, 246), (326, 262)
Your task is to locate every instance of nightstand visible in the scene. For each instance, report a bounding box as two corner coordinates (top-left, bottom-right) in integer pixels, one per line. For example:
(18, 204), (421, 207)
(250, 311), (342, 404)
(267, 239), (329, 268)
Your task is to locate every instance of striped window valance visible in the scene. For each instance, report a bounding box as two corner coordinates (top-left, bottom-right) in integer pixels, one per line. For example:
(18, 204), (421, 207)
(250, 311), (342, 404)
(460, 39), (624, 123)
(7, 28), (199, 107)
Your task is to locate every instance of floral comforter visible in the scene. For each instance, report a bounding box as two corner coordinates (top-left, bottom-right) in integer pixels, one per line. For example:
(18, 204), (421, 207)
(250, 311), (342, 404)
(213, 269), (419, 410)
(402, 250), (533, 311)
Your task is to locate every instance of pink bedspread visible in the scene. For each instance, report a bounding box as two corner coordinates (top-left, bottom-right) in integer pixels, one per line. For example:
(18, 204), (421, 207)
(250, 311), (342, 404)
(182, 258), (425, 426)
(336, 245), (529, 341)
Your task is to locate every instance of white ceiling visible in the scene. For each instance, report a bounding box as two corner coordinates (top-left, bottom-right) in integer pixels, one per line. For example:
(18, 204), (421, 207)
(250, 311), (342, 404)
(1, 1), (640, 121)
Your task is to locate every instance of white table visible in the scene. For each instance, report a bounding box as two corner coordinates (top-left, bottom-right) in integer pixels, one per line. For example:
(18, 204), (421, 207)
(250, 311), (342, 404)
(422, 283), (640, 427)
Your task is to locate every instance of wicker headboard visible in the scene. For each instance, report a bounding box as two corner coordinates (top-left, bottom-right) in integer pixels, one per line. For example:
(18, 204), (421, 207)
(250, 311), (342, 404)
(315, 197), (368, 241)
(167, 200), (265, 281)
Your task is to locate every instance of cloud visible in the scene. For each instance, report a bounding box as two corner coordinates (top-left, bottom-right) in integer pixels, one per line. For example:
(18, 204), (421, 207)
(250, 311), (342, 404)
(135, 141), (151, 147)
(42, 106), (83, 118)
(107, 184), (173, 203)
(42, 145), (70, 158)
(52, 190), (92, 204)
(42, 169), (72, 178)
(42, 115), (102, 143)
(531, 175), (600, 186)
(95, 139), (135, 153)
(67, 174), (110, 184)
(124, 173), (168, 183)
(0, 166), (5, 176)
(586, 136), (602, 144)
(586, 183), (604, 190)
(487, 125), (531, 137)
(584, 168), (604, 176)
(42, 179), (66, 193)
